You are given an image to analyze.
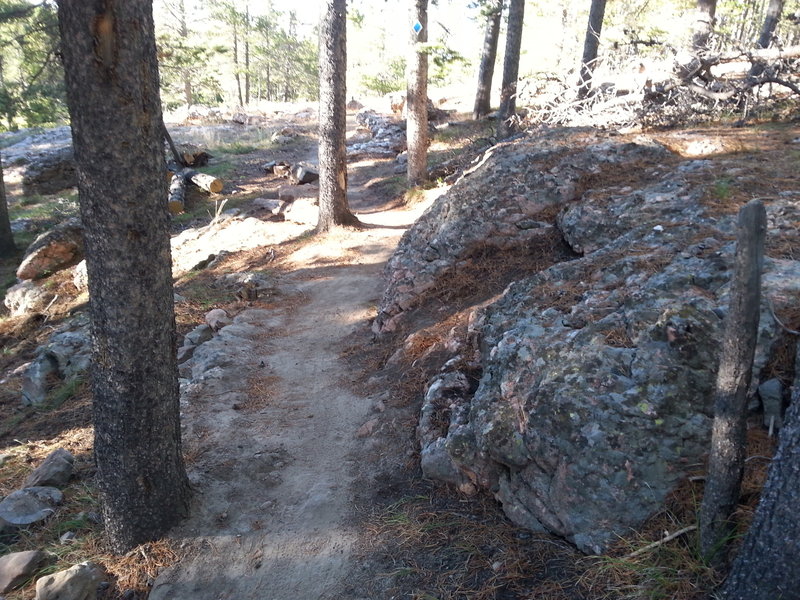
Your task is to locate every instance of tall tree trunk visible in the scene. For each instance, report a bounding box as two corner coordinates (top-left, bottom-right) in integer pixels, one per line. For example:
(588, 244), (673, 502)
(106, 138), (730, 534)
(406, 0), (428, 185)
(756, 0), (784, 48)
(0, 154), (16, 257)
(699, 200), (766, 563)
(178, 0), (192, 106)
(721, 344), (800, 599)
(497, 0), (524, 138)
(576, 0), (607, 99)
(233, 19), (243, 106)
(693, 0), (718, 54)
(472, 0), (503, 120)
(244, 3), (250, 105)
(317, 0), (359, 232)
(56, 0), (191, 553)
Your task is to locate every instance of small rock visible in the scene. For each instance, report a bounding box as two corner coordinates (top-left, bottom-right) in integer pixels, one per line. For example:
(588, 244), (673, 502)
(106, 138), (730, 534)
(0, 487), (63, 527)
(177, 345), (195, 365)
(292, 163), (319, 185)
(759, 378), (784, 430)
(173, 293), (187, 304)
(35, 562), (102, 600)
(73, 260), (88, 292)
(205, 309), (231, 332)
(356, 419), (379, 438)
(59, 531), (76, 544)
(24, 448), (74, 488)
(0, 454), (11, 467)
(252, 198), (282, 215)
(0, 550), (49, 594)
(21, 355), (59, 406)
(273, 163), (292, 177)
(185, 324), (214, 346)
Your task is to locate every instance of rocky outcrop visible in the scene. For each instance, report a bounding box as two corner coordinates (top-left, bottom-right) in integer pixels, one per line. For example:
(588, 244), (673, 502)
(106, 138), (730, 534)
(16, 217), (84, 280)
(374, 131), (669, 333)
(348, 110), (407, 160)
(399, 132), (800, 554)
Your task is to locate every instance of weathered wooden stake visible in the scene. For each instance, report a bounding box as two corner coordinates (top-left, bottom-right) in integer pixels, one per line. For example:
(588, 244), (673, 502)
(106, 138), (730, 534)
(699, 199), (766, 563)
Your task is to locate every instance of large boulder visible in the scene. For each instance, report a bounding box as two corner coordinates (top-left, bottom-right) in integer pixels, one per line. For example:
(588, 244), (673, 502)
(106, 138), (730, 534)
(410, 136), (800, 554)
(16, 217), (84, 280)
(21, 146), (77, 196)
(373, 131), (669, 333)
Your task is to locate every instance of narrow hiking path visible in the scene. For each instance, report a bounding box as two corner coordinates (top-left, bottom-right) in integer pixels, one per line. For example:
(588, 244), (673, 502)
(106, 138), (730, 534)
(151, 203), (430, 599)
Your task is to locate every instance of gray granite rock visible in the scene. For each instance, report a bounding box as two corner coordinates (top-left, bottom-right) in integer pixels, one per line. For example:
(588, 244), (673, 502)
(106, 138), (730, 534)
(0, 487), (63, 527)
(0, 550), (49, 593)
(24, 449), (74, 489)
(35, 562), (102, 600)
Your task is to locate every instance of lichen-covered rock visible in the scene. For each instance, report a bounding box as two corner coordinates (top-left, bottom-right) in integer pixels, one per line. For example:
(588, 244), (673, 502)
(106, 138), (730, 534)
(409, 136), (800, 553)
(16, 217), (84, 281)
(373, 131), (669, 333)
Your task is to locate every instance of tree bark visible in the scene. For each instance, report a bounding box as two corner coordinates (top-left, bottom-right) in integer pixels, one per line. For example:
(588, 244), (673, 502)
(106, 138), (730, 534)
(472, 0), (503, 120)
(692, 0), (718, 54)
(56, 0), (191, 553)
(721, 344), (800, 599)
(497, 0), (524, 138)
(0, 153), (16, 257)
(576, 0), (608, 99)
(317, 0), (359, 232)
(407, 0), (429, 185)
(244, 2), (250, 106)
(233, 17), (243, 106)
(177, 0), (193, 106)
(699, 199), (766, 563)
(757, 0), (785, 48)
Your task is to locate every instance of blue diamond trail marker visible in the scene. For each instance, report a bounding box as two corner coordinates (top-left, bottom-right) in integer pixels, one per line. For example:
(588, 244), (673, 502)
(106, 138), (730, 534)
(412, 20), (423, 34)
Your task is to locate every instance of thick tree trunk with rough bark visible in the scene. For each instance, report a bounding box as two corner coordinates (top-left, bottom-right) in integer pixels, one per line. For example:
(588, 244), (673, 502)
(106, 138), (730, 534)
(693, 0), (717, 54)
(721, 346), (800, 599)
(317, 0), (359, 232)
(0, 154), (15, 257)
(699, 199), (766, 563)
(56, 0), (191, 553)
(407, 0), (429, 185)
(576, 0), (607, 99)
(473, 0), (503, 120)
(497, 0), (524, 138)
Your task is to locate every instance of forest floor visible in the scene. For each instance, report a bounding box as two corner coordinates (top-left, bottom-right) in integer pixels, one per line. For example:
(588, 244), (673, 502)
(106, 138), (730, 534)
(1, 107), (798, 599)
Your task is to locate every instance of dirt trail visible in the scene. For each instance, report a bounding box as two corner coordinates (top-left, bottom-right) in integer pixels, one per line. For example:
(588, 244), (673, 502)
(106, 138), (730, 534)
(150, 203), (428, 599)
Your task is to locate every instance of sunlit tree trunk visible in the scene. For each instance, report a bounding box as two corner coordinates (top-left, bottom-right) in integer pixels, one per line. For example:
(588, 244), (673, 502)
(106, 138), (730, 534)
(56, 0), (191, 553)
(473, 0), (503, 120)
(756, 0), (784, 48)
(497, 0), (524, 137)
(317, 0), (359, 232)
(576, 0), (607, 99)
(407, 0), (428, 185)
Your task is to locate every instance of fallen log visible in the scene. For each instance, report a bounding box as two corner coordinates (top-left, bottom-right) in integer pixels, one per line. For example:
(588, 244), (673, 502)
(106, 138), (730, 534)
(168, 172), (186, 215)
(182, 169), (223, 194)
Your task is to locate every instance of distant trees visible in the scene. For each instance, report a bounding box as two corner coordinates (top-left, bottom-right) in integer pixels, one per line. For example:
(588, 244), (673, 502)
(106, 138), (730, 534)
(56, 0), (191, 552)
(0, 1), (66, 129)
(317, 0), (359, 232)
(756, 0), (785, 49)
(497, 0), (524, 137)
(472, 0), (503, 119)
(407, 0), (429, 185)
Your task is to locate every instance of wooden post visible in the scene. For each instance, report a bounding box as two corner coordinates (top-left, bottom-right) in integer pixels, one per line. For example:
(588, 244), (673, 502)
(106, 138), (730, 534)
(699, 199), (766, 563)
